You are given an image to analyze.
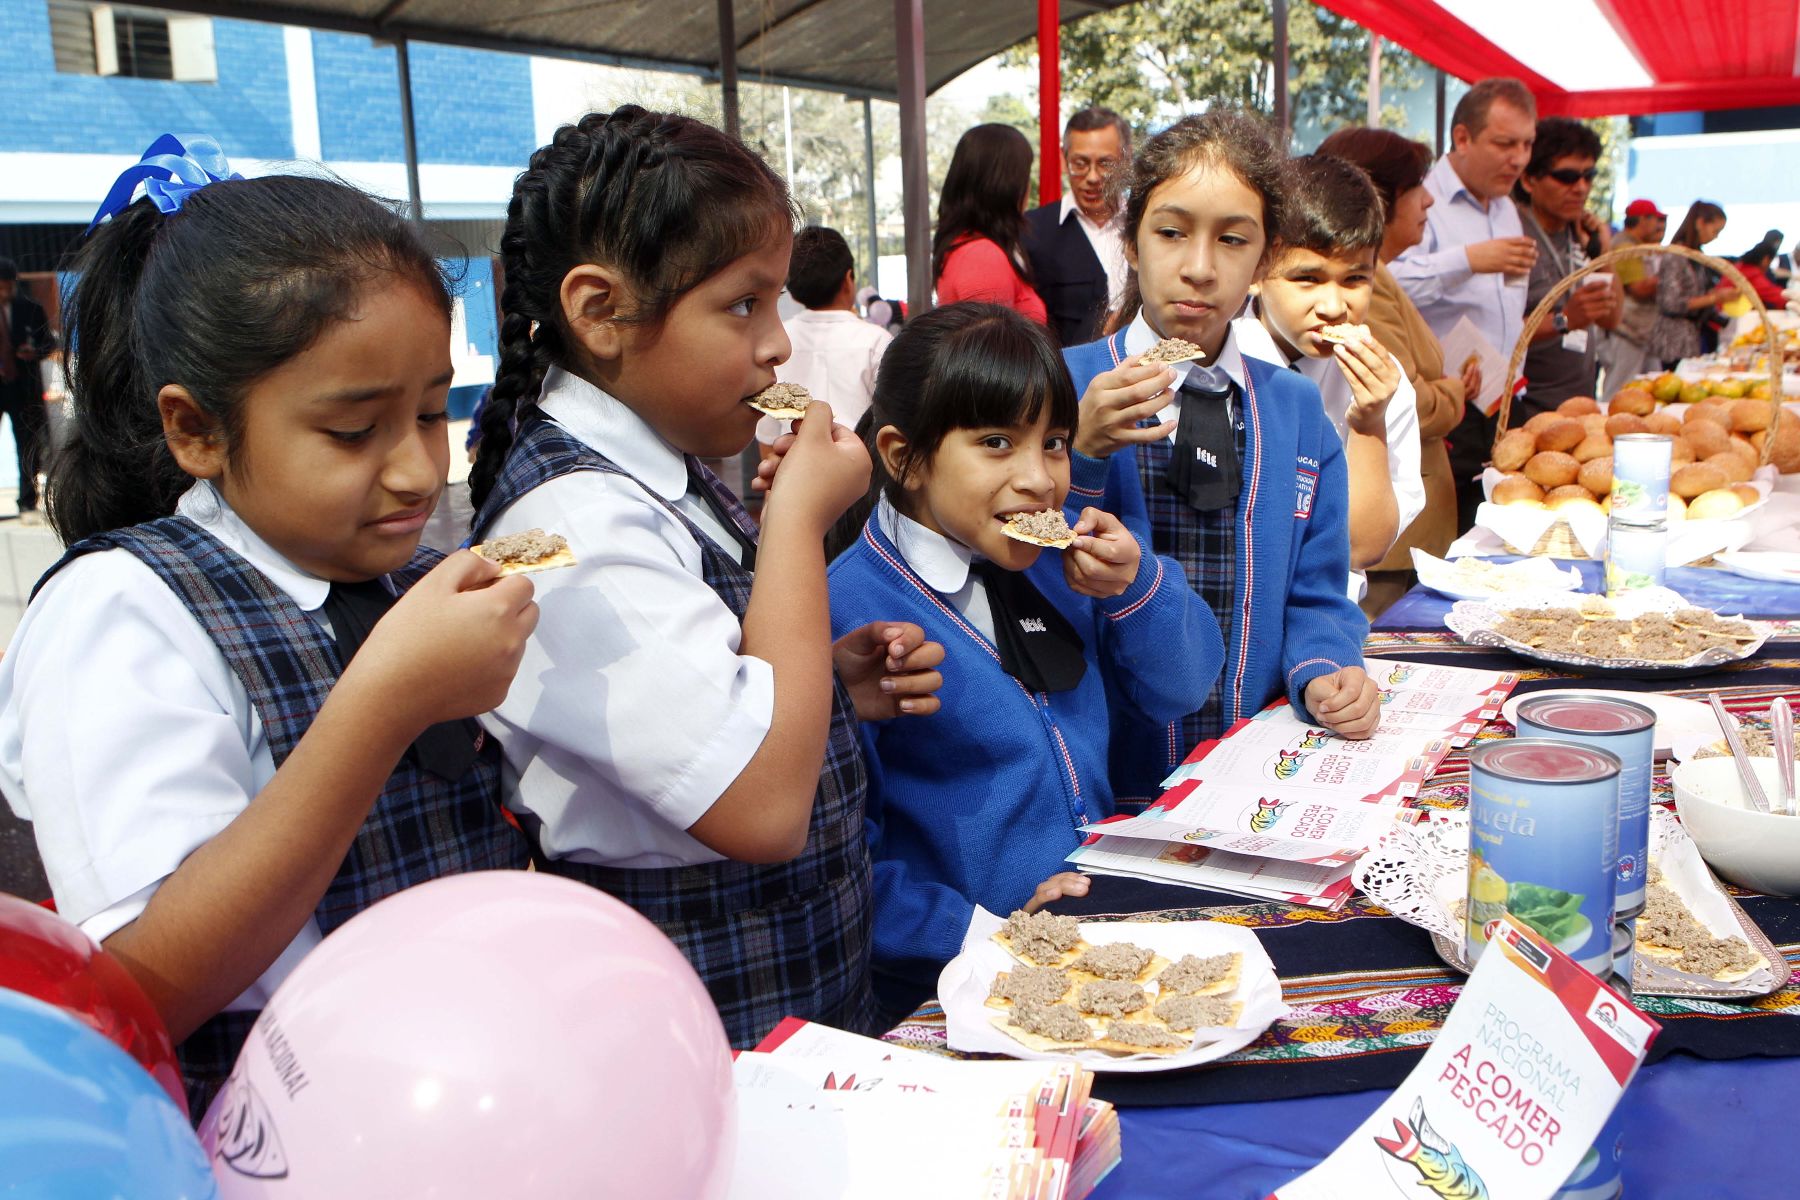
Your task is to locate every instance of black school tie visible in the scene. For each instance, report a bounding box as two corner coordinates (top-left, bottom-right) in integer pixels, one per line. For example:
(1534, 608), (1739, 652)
(1166, 372), (1239, 512)
(321, 579), (481, 782)
(970, 561), (1086, 694)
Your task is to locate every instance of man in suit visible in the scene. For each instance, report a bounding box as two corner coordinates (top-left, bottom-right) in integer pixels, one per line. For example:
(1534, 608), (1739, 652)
(1022, 107), (1132, 346)
(0, 260), (54, 523)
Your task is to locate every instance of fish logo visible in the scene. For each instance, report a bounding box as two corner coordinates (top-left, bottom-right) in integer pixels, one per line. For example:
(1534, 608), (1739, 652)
(1378, 689), (1398, 706)
(1271, 749), (1306, 780)
(1296, 728), (1332, 750)
(1372, 1099), (1489, 1200)
(1182, 829), (1222, 843)
(1248, 797), (1292, 833)
(1387, 665), (1416, 686)
(207, 1071), (289, 1180)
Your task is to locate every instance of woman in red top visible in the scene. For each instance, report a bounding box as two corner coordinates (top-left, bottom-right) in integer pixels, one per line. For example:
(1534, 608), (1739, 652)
(931, 124), (1049, 325)
(1735, 243), (1787, 308)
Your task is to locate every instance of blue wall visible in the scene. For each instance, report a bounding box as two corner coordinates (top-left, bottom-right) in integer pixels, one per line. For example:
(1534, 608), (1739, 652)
(0, 5), (292, 157)
(311, 33), (534, 167)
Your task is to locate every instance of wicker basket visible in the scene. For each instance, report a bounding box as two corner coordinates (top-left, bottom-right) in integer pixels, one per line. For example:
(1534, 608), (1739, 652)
(1496, 241), (1786, 466)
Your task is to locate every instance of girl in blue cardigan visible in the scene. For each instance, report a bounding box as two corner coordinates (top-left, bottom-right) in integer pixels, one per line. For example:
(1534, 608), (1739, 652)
(1062, 110), (1378, 807)
(823, 302), (1223, 1014)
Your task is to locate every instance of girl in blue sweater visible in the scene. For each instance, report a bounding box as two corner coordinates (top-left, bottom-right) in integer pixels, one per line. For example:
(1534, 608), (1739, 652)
(823, 302), (1223, 1014)
(1062, 110), (1378, 807)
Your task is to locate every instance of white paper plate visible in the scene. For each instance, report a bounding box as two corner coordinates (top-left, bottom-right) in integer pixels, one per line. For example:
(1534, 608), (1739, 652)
(1713, 550), (1800, 584)
(1410, 548), (1582, 601)
(1500, 690), (1720, 757)
(939, 910), (1287, 1073)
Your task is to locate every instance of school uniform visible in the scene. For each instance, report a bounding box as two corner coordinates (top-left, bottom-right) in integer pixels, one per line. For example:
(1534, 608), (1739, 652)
(1063, 317), (1370, 804)
(471, 368), (877, 1047)
(828, 497), (1221, 1001)
(0, 482), (525, 1118)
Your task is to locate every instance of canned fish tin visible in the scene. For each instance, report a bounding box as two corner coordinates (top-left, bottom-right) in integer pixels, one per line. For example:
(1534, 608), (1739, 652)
(1605, 519), (1667, 597)
(1516, 694), (1655, 915)
(1467, 739), (1620, 974)
(1612, 916), (1636, 992)
(1609, 433), (1673, 525)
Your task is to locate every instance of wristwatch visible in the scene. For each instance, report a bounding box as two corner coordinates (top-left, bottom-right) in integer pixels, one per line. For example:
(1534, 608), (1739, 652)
(1552, 312), (1570, 335)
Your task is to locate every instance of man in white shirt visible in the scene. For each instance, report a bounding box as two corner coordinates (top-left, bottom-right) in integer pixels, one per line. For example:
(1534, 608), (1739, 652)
(1022, 107), (1132, 347)
(1390, 77), (1539, 533)
(755, 226), (893, 452)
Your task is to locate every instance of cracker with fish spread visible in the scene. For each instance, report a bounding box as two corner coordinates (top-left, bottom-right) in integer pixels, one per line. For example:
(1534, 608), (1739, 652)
(1090, 1019), (1192, 1056)
(470, 529), (577, 576)
(1636, 875), (1768, 983)
(1000, 509), (1077, 549)
(1153, 952), (1242, 997)
(988, 1001), (1099, 1052)
(1067, 940), (1170, 987)
(746, 381), (813, 418)
(984, 965), (1074, 1010)
(1138, 337), (1207, 365)
(991, 910), (1090, 967)
(1151, 992), (1243, 1035)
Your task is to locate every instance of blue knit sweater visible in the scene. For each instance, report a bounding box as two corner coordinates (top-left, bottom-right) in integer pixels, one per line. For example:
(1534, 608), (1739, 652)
(828, 516), (1222, 990)
(1063, 329), (1370, 801)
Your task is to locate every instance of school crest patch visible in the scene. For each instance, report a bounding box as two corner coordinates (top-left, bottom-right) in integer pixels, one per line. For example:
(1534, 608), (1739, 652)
(1294, 467), (1318, 519)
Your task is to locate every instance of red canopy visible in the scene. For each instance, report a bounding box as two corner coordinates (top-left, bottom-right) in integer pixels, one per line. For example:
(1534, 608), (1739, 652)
(1322, 0), (1800, 117)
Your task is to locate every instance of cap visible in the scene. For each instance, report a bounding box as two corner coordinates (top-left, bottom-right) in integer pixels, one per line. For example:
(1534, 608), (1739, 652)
(1625, 198), (1666, 219)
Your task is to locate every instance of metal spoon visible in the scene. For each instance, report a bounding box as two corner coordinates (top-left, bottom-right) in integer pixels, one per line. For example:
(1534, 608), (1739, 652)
(1709, 692), (1772, 815)
(1772, 697), (1797, 818)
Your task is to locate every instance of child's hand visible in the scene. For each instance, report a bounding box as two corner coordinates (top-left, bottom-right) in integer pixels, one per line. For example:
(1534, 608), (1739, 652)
(1063, 507), (1141, 599)
(760, 403), (871, 534)
(750, 430), (795, 495)
(1304, 666), (1380, 740)
(353, 550), (539, 730)
(1334, 335), (1400, 437)
(833, 621), (945, 719)
(1024, 871), (1091, 913)
(1071, 359), (1177, 460)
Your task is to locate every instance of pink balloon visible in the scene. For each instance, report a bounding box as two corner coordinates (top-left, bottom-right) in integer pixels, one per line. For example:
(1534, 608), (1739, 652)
(199, 871), (735, 1198)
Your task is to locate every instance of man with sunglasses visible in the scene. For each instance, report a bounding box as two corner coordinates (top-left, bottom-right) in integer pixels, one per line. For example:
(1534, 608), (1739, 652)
(1023, 106), (1132, 346)
(1513, 117), (1623, 420)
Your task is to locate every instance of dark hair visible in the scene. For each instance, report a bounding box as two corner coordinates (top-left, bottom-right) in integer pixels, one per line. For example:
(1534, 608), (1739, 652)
(1111, 108), (1287, 331)
(827, 302), (1078, 559)
(51, 176), (448, 545)
(1274, 154), (1385, 257)
(1670, 200), (1727, 249)
(0, 258), (16, 282)
(1740, 243), (1777, 269)
(931, 124), (1034, 287)
(1524, 117), (1601, 179)
(1065, 106), (1132, 153)
(468, 105), (796, 510)
(787, 226), (855, 309)
(1315, 127), (1430, 227)
(1451, 78), (1537, 141)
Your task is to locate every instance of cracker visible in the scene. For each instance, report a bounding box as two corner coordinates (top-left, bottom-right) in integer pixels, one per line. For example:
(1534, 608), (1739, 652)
(1072, 979), (1150, 1019)
(1000, 510), (1076, 550)
(1152, 992), (1243, 1033)
(1138, 337), (1207, 365)
(470, 529), (577, 576)
(1068, 941), (1169, 986)
(984, 965), (1074, 1010)
(1153, 952), (1242, 997)
(989, 1003), (1097, 1052)
(1318, 323), (1370, 346)
(745, 381), (813, 418)
(991, 910), (1088, 967)
(1091, 1019), (1191, 1055)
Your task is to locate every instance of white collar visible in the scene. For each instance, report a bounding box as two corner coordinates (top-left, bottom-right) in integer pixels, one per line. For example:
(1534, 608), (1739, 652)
(537, 366), (687, 503)
(877, 493), (974, 594)
(1231, 308), (1331, 382)
(1433, 154), (1488, 211)
(791, 307), (863, 324)
(1123, 312), (1247, 390)
(176, 481), (332, 612)
(1059, 194), (1122, 232)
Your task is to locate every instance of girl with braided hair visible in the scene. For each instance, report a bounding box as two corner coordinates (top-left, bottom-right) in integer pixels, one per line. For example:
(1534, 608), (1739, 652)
(468, 106), (942, 1045)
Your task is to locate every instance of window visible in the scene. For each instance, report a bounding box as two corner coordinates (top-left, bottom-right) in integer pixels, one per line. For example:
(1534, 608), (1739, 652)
(47, 1), (216, 82)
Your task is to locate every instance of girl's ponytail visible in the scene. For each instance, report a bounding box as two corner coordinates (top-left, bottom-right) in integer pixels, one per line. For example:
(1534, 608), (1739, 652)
(48, 200), (186, 545)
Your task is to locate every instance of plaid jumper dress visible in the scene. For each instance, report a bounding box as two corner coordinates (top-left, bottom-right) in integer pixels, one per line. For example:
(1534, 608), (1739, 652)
(472, 416), (878, 1047)
(36, 517), (529, 1120)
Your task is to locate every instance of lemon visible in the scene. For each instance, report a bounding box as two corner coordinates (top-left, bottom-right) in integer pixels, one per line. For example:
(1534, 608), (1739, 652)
(1471, 864), (1508, 904)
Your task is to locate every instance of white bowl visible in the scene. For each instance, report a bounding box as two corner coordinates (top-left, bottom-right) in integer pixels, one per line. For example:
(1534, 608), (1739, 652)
(1670, 757), (1800, 897)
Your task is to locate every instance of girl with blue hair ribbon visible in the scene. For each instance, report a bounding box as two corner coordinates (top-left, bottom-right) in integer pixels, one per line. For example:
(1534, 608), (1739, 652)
(0, 137), (540, 1119)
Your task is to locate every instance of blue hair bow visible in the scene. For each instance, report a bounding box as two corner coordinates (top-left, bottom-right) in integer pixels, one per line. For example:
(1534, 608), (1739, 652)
(87, 134), (242, 230)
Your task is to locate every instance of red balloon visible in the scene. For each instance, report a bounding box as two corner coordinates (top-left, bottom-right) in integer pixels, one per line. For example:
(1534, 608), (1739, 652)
(0, 893), (186, 1116)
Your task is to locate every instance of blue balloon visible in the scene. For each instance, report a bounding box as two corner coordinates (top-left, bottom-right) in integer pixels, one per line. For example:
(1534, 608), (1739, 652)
(0, 987), (216, 1199)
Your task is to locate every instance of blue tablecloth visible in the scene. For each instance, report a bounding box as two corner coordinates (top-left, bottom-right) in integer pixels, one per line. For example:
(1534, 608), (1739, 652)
(1376, 558), (1800, 632)
(1107, 1053), (1779, 1198)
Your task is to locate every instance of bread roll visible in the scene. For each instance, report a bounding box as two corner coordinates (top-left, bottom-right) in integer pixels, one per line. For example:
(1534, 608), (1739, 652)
(1605, 412), (1650, 438)
(1686, 401), (1729, 427)
(1558, 395), (1601, 417)
(1682, 420), (1730, 459)
(1536, 418), (1586, 453)
(1493, 428), (1537, 472)
(1524, 450), (1580, 489)
(1547, 494), (1604, 518)
(1670, 437), (1696, 467)
(1492, 474), (1546, 506)
(1704, 451), (1753, 485)
(1667, 494), (1687, 521)
(1610, 387), (1655, 416)
(1644, 410), (1684, 436)
(1730, 482), (1761, 507)
(1571, 434), (1612, 463)
(1672, 461), (1728, 498)
(1763, 416), (1800, 473)
(1577, 455), (1613, 495)
(1523, 411), (1562, 437)
(1731, 398), (1774, 433)
(1687, 487), (1745, 520)
(1580, 412), (1610, 435)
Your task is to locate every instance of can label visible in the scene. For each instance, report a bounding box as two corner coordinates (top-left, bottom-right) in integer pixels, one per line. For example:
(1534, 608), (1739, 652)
(1468, 739), (1620, 974)
(1610, 433), (1672, 525)
(1605, 520), (1667, 597)
(1517, 694), (1655, 914)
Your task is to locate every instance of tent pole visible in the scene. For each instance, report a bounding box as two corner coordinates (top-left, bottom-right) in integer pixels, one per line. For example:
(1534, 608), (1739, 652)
(1271, 0), (1289, 141)
(863, 96), (879, 287)
(1435, 68), (1447, 157)
(393, 35), (424, 223)
(717, 0), (740, 139)
(1037, 0), (1060, 207)
(894, 0), (930, 318)
(1366, 35), (1381, 126)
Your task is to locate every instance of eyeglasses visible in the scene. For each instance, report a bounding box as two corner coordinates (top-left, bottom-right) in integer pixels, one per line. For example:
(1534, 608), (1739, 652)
(1067, 156), (1122, 176)
(1544, 167), (1599, 185)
